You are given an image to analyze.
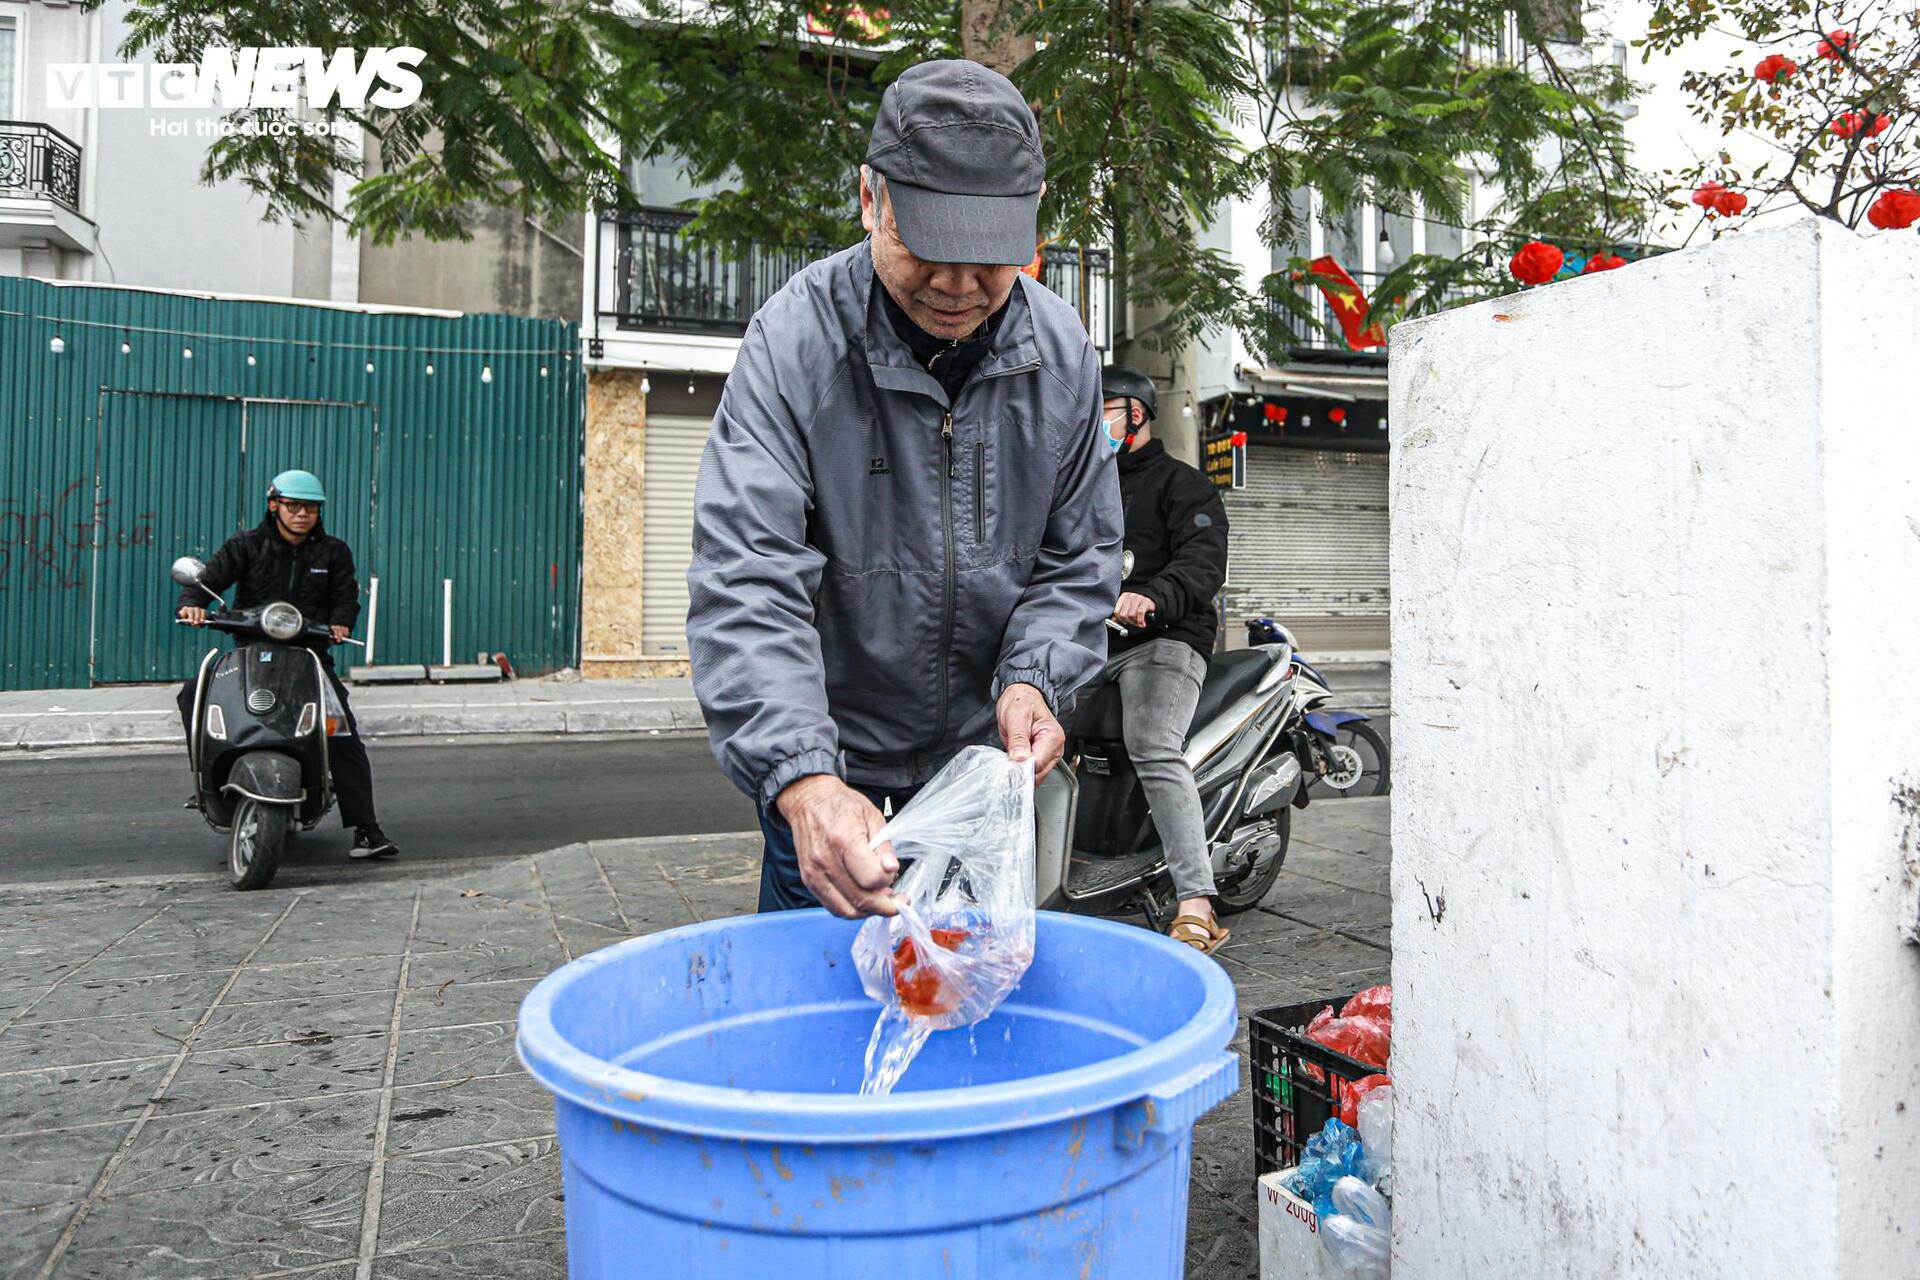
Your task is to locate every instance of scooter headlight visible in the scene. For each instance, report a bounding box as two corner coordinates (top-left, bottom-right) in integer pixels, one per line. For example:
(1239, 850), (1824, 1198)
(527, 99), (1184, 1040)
(261, 602), (303, 642)
(205, 704), (227, 740)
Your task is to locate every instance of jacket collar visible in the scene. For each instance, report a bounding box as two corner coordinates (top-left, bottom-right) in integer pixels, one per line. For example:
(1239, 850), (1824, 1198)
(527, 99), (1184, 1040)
(852, 241), (1042, 407)
(1117, 437), (1166, 472)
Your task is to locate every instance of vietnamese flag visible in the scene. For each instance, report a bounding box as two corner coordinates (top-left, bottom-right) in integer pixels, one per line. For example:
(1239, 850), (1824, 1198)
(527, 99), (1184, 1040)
(1307, 256), (1385, 351)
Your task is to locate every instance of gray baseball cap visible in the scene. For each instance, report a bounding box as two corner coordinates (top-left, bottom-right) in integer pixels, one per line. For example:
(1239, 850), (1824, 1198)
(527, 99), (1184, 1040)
(865, 59), (1045, 266)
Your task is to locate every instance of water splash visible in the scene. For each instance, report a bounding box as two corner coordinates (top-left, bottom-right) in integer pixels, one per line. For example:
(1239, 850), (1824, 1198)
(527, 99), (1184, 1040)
(860, 1004), (934, 1097)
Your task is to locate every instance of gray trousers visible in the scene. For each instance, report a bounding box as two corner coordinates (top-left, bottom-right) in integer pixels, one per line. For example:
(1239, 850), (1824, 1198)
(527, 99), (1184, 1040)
(1098, 638), (1214, 901)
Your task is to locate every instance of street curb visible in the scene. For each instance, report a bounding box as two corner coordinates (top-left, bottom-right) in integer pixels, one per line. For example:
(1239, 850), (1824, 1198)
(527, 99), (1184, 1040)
(0, 703), (711, 752)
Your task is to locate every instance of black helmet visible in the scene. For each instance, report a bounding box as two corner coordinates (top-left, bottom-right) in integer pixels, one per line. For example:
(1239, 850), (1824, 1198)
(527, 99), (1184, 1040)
(1100, 365), (1157, 421)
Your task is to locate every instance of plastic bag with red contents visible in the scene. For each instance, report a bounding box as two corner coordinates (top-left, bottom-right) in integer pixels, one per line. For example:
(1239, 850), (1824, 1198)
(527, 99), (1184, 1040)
(1300, 1009), (1391, 1083)
(1341, 984), (1392, 1021)
(853, 747), (1038, 1033)
(1337, 1072), (1391, 1128)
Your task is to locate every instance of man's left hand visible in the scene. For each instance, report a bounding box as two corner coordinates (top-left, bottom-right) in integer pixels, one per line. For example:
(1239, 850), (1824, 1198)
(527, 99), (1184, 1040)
(1113, 591), (1156, 630)
(997, 683), (1065, 781)
(329, 625), (351, 645)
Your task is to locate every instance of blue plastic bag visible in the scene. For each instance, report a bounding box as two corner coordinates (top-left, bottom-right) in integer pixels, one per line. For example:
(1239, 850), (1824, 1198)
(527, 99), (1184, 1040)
(1283, 1117), (1365, 1212)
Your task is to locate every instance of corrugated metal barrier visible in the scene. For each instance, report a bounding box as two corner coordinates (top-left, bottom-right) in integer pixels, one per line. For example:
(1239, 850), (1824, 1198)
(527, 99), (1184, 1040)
(0, 278), (584, 690)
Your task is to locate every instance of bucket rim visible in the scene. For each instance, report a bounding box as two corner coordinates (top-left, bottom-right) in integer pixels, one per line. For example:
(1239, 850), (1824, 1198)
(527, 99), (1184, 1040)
(515, 910), (1238, 1144)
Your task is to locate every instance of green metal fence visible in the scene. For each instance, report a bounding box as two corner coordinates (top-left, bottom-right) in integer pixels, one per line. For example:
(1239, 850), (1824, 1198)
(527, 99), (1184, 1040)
(0, 278), (585, 690)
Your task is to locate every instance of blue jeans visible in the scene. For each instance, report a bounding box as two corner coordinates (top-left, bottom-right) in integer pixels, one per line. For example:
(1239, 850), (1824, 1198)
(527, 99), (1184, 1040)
(756, 781), (924, 912)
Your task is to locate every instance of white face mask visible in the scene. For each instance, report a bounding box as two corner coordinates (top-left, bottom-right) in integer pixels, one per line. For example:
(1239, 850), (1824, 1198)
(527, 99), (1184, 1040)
(1102, 409), (1131, 454)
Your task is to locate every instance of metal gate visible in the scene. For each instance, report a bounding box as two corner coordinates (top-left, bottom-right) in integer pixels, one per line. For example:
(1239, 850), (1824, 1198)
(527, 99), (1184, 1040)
(1221, 448), (1389, 631)
(640, 413), (709, 658)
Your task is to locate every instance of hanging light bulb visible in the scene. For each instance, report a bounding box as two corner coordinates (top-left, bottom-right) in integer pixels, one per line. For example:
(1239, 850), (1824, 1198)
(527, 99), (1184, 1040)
(641, 373), (651, 395)
(120, 333), (132, 355)
(1376, 228), (1395, 268)
(246, 352), (257, 367)
(687, 379), (696, 395)
(425, 362), (435, 376)
(49, 333), (65, 354)
(540, 364), (549, 378)
(481, 365), (493, 384)
(182, 346), (194, 360)
(365, 359), (375, 373)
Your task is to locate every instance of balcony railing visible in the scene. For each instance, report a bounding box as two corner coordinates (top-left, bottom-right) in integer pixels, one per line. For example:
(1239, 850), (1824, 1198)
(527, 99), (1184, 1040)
(594, 208), (1113, 351)
(0, 122), (83, 211)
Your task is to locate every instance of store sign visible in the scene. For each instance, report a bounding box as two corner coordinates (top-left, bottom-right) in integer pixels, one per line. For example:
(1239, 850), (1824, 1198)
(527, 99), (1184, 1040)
(1203, 433), (1245, 491)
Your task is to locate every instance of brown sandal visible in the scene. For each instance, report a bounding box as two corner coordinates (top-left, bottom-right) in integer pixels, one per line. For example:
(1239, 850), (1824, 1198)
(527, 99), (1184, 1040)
(1169, 914), (1230, 955)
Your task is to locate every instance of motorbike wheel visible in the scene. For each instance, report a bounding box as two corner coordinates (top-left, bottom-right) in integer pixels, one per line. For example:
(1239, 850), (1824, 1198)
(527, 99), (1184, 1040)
(1309, 723), (1391, 798)
(229, 799), (287, 891)
(1215, 808), (1290, 916)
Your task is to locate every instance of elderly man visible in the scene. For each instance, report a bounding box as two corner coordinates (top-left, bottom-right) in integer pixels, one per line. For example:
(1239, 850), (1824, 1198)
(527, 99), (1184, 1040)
(687, 58), (1122, 918)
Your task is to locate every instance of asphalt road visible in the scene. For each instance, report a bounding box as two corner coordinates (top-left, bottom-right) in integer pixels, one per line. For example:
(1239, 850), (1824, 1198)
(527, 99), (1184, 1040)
(0, 732), (759, 883)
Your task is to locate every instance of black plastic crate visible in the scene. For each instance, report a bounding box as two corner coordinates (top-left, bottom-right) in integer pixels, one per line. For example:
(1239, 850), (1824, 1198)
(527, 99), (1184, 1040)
(1249, 993), (1384, 1177)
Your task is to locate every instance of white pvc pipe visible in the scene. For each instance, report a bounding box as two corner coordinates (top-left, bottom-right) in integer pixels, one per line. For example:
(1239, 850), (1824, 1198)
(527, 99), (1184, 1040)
(364, 577), (380, 667)
(442, 578), (453, 668)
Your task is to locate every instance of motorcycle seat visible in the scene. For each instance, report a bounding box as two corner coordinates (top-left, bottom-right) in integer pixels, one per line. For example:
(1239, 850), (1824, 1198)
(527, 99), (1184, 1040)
(1070, 647), (1278, 744)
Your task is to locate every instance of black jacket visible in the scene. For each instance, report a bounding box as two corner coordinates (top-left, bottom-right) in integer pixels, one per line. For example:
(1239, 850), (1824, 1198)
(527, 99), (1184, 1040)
(1113, 438), (1229, 659)
(179, 514), (361, 650)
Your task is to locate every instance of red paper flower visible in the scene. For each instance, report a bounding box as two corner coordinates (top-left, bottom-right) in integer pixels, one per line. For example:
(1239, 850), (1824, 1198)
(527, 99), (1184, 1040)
(1715, 189), (1748, 216)
(1692, 181), (1727, 208)
(1508, 240), (1564, 286)
(1817, 30), (1852, 61)
(1867, 189), (1920, 231)
(1273, 406), (1288, 422)
(1694, 182), (1747, 217)
(1831, 112), (1891, 139)
(1583, 252), (1627, 274)
(1754, 54), (1798, 85)
(1230, 431), (1249, 447)
(1328, 408), (1347, 424)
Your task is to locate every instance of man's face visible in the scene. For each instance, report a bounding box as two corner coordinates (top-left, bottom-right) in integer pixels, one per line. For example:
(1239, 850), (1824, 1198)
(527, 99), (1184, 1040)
(272, 497), (320, 536)
(1102, 397), (1145, 451)
(862, 168), (1023, 341)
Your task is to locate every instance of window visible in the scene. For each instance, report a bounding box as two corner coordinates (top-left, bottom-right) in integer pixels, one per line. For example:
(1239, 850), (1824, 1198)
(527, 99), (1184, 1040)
(0, 15), (18, 121)
(623, 151), (728, 211)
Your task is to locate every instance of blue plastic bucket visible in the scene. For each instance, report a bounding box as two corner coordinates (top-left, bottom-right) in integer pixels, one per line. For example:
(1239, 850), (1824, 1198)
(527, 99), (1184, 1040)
(517, 910), (1239, 1278)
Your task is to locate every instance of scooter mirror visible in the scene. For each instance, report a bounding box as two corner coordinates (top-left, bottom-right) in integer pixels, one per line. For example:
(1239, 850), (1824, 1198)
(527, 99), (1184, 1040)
(170, 556), (208, 586)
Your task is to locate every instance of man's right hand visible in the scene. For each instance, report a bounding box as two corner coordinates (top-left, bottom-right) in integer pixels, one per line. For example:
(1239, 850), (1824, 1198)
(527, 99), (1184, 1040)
(178, 606), (207, 627)
(775, 775), (900, 919)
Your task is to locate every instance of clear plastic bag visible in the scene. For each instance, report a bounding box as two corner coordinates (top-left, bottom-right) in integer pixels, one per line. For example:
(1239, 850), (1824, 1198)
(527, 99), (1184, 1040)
(1356, 1085), (1394, 1194)
(853, 747), (1037, 1093)
(1321, 1212), (1391, 1279)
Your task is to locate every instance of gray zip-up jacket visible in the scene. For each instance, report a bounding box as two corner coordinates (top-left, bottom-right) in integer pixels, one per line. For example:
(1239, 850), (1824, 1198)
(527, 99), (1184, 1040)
(687, 241), (1122, 806)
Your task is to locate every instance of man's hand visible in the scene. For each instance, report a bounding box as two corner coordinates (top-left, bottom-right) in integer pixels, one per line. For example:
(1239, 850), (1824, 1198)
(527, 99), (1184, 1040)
(1112, 591), (1156, 630)
(329, 625), (351, 645)
(997, 683), (1065, 781)
(775, 775), (900, 919)
(178, 606), (207, 628)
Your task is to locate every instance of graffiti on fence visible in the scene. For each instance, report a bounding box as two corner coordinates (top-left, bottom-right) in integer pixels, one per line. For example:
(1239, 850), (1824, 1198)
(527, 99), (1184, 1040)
(0, 479), (157, 591)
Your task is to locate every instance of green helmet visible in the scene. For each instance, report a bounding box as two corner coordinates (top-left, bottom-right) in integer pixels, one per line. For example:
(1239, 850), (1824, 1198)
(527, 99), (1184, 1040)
(268, 470), (327, 504)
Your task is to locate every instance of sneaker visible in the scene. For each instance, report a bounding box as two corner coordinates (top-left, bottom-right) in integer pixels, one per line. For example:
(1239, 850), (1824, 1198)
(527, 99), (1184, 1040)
(350, 824), (399, 860)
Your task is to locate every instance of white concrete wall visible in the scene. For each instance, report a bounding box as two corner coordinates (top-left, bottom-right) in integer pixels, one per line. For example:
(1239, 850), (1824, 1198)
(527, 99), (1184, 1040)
(1387, 219), (1920, 1278)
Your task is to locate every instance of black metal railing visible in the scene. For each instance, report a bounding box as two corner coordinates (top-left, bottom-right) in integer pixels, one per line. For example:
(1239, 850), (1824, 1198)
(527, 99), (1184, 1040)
(0, 122), (83, 211)
(595, 208), (1114, 350)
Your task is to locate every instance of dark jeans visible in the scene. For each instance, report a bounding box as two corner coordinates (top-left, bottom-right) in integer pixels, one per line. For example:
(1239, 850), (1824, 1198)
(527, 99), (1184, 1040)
(756, 780), (922, 912)
(177, 654), (378, 829)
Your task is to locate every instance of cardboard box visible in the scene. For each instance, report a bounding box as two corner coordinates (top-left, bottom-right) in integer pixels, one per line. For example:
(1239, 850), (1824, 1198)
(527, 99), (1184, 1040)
(1258, 1169), (1344, 1280)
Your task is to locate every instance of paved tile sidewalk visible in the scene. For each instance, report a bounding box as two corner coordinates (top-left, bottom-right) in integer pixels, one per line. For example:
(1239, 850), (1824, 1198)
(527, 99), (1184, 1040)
(0, 800), (1390, 1279)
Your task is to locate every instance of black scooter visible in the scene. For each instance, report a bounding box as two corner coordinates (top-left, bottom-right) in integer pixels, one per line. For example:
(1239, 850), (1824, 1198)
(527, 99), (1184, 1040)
(171, 556), (357, 889)
(1033, 554), (1312, 925)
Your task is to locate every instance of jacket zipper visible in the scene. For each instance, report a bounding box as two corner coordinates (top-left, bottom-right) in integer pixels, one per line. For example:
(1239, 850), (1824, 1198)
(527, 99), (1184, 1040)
(933, 411), (955, 745)
(973, 442), (985, 544)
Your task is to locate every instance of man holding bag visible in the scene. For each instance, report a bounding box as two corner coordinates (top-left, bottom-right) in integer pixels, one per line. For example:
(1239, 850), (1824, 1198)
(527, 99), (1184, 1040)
(686, 59), (1121, 919)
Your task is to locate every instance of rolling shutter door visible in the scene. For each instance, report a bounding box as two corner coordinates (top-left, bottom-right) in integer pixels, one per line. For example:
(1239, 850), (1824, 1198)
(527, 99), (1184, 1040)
(1221, 449), (1389, 626)
(640, 413), (711, 657)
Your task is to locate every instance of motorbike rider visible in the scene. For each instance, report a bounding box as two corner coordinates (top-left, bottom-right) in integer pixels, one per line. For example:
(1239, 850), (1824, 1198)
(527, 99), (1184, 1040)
(686, 59), (1123, 920)
(175, 469), (399, 860)
(1093, 366), (1232, 952)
